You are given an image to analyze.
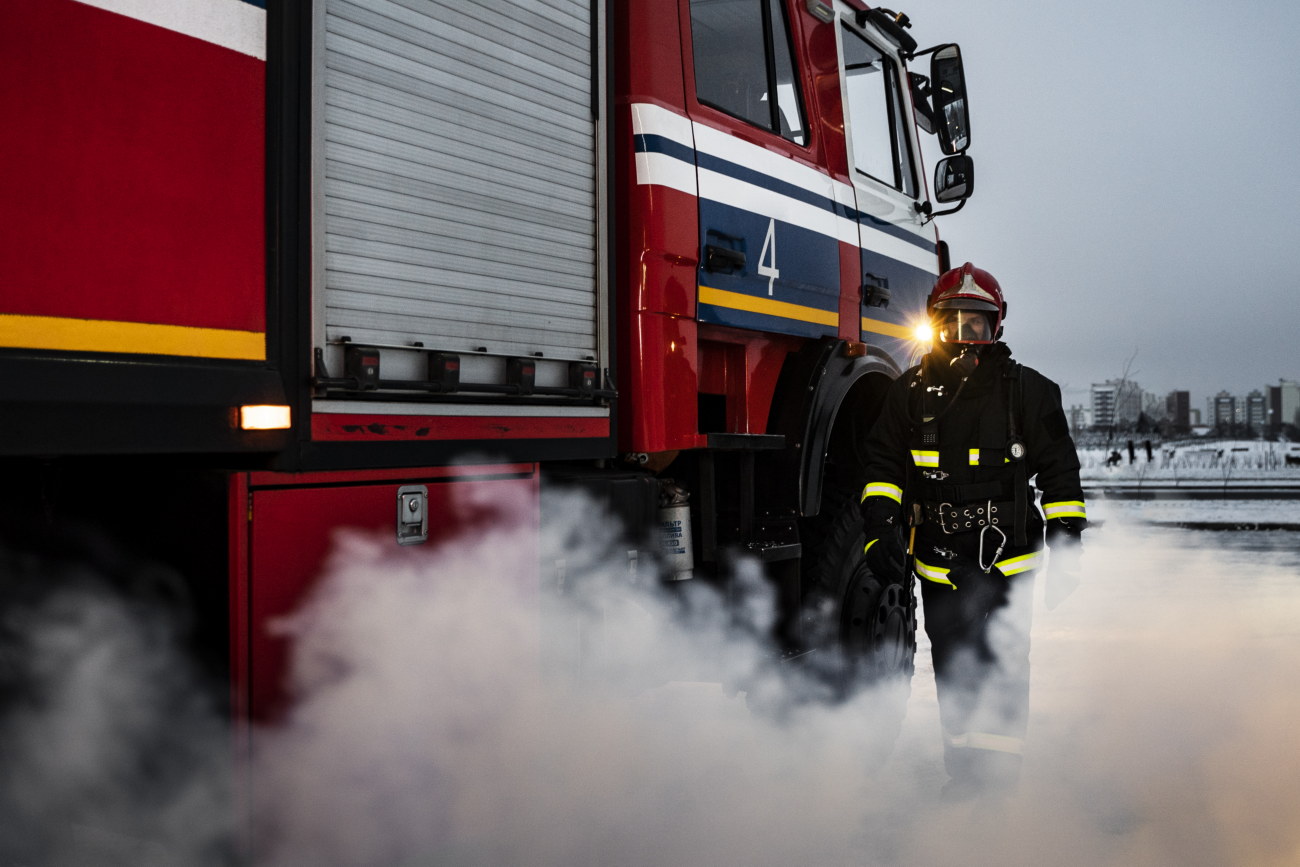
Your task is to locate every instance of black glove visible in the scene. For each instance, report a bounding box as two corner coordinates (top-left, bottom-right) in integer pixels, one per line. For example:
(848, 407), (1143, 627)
(864, 526), (908, 583)
(861, 495), (907, 582)
(1044, 518), (1084, 610)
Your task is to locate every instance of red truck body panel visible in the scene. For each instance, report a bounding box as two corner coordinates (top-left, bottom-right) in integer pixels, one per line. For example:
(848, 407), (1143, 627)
(0, 0), (265, 360)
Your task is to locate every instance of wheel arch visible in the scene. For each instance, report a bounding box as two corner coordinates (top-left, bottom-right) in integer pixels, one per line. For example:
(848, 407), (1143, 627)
(765, 338), (900, 518)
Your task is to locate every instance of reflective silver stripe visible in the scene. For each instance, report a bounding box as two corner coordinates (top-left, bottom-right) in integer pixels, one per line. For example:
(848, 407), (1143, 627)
(994, 551), (1042, 576)
(911, 450), (939, 467)
(945, 731), (1024, 755)
(862, 482), (903, 503)
(914, 557), (954, 587)
(1044, 500), (1087, 520)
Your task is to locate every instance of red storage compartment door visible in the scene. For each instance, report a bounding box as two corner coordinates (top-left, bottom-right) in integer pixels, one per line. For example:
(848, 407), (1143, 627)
(237, 465), (539, 721)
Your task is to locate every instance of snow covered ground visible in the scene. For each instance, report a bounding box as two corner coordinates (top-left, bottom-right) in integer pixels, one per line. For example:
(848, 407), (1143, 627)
(1079, 440), (1300, 488)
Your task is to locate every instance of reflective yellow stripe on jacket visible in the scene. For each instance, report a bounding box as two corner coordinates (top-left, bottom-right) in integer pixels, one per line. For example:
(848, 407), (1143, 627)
(994, 551), (1042, 576)
(917, 551), (1043, 587)
(861, 482), (903, 504)
(915, 557), (954, 587)
(910, 450), (939, 468)
(1043, 500), (1087, 520)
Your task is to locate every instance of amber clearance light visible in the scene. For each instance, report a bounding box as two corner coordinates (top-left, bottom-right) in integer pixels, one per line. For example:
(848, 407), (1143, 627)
(239, 404), (292, 431)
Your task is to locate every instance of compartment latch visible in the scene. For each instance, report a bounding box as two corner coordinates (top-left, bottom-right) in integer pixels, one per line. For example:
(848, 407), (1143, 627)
(396, 485), (428, 545)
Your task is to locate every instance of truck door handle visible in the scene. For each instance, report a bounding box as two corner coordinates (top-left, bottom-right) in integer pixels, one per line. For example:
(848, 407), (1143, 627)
(704, 244), (746, 273)
(862, 273), (891, 308)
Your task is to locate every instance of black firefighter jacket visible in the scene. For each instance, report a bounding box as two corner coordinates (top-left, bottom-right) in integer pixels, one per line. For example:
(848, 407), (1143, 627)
(859, 342), (1086, 585)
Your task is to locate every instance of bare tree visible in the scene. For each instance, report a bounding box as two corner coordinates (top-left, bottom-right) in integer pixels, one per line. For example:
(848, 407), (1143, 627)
(1109, 348), (1143, 431)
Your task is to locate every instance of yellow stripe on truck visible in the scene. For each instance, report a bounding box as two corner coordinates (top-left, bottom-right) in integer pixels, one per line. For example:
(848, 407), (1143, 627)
(698, 285), (838, 327)
(861, 316), (913, 339)
(0, 313), (266, 361)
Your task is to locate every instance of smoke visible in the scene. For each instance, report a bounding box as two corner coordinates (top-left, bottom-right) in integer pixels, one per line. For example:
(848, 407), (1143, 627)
(0, 551), (232, 865)
(2, 491), (1300, 865)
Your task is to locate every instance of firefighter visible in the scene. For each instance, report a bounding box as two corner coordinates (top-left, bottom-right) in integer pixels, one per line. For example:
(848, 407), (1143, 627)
(859, 263), (1085, 801)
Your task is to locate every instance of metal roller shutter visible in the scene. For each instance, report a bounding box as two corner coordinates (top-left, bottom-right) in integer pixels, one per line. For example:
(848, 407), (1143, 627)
(316, 0), (598, 370)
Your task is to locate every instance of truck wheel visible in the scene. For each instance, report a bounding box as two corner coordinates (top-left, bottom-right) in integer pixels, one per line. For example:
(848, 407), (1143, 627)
(800, 485), (916, 701)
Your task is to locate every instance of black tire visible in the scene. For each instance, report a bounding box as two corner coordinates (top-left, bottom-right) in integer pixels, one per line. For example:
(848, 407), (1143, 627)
(799, 484), (917, 701)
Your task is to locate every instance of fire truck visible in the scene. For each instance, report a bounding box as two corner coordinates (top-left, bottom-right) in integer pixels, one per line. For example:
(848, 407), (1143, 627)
(0, 0), (974, 718)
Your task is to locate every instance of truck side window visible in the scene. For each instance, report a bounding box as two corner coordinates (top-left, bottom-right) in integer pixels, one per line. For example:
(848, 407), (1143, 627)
(841, 25), (917, 197)
(691, 0), (807, 145)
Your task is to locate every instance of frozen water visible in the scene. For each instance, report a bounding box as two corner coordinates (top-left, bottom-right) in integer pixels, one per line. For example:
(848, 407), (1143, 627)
(1091, 497), (1300, 525)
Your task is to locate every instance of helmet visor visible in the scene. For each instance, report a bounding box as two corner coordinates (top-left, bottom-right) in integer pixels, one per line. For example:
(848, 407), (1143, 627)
(936, 308), (994, 344)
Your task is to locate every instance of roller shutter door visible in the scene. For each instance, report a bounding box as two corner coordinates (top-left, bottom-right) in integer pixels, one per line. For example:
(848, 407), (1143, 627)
(318, 0), (597, 364)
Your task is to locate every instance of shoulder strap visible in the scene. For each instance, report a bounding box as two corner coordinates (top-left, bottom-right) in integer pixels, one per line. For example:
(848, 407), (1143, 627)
(1005, 362), (1022, 441)
(1005, 363), (1029, 546)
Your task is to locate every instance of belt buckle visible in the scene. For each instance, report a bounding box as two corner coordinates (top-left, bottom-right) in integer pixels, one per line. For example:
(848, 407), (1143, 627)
(937, 501), (954, 534)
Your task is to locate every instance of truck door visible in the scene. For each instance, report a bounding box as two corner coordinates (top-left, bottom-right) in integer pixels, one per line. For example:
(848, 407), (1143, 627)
(686, 0), (842, 340)
(837, 18), (939, 366)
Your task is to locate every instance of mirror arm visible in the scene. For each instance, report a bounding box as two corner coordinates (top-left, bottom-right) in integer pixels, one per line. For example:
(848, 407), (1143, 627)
(910, 43), (952, 59)
(928, 199), (967, 219)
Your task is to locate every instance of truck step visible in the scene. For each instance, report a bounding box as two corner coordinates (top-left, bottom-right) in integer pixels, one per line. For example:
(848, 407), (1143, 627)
(706, 433), (786, 451)
(742, 541), (802, 563)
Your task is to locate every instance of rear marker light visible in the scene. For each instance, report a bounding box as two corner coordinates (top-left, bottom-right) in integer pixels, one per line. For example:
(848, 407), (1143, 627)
(239, 405), (292, 430)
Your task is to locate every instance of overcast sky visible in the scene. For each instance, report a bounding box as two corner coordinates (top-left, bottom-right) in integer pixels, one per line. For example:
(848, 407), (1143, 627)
(910, 0), (1300, 415)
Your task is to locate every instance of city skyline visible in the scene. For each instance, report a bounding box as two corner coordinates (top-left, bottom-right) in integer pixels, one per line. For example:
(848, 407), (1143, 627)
(1079, 377), (1300, 434)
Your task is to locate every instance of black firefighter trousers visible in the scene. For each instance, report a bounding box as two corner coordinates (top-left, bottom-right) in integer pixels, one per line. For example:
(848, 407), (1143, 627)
(918, 555), (1036, 793)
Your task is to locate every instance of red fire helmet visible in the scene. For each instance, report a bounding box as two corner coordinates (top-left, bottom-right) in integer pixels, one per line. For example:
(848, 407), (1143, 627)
(926, 262), (1007, 344)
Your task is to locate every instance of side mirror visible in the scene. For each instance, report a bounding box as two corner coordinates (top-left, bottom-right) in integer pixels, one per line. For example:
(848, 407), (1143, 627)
(934, 155), (974, 203)
(930, 44), (970, 155)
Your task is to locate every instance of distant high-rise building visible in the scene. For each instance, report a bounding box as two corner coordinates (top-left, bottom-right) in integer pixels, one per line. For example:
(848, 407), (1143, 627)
(1091, 383), (1117, 429)
(1165, 390), (1190, 432)
(1210, 391), (1237, 429)
(1141, 391), (1167, 422)
(1269, 380), (1300, 434)
(1246, 390), (1267, 431)
(1091, 379), (1142, 429)
(1067, 404), (1089, 432)
(1189, 407), (1202, 426)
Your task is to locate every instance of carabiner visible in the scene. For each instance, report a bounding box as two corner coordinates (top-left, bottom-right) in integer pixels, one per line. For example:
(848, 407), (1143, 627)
(978, 522), (1007, 574)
